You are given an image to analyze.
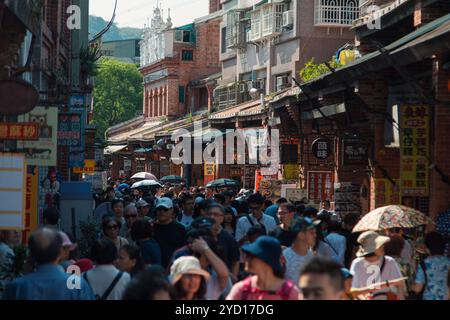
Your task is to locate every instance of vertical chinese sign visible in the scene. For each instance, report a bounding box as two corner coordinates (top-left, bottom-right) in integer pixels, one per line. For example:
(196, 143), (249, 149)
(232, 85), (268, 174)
(400, 105), (429, 197)
(204, 163), (215, 186)
(307, 171), (334, 201)
(23, 166), (38, 243)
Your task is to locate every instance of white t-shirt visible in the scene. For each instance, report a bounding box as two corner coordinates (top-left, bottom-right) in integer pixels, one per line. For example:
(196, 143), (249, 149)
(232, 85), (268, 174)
(283, 247), (314, 284)
(235, 214), (277, 242)
(350, 256), (403, 300)
(84, 265), (131, 300)
(179, 212), (194, 228)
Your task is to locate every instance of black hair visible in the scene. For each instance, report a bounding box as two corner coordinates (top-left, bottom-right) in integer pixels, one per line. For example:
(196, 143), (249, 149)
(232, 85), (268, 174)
(28, 228), (63, 265)
(425, 231), (445, 255)
(343, 213), (359, 226)
(131, 220), (153, 241)
(230, 199), (240, 211)
(247, 193), (265, 205)
(206, 203), (225, 215)
(279, 202), (296, 213)
(213, 193), (225, 205)
(190, 217), (216, 230)
(238, 200), (249, 215)
(276, 198), (288, 205)
(327, 219), (342, 233)
(143, 196), (154, 208)
(304, 206), (318, 218)
(300, 257), (345, 292)
(186, 228), (214, 242)
(43, 207), (60, 225)
(106, 186), (115, 193)
(120, 244), (146, 277)
(173, 275), (207, 300)
(122, 270), (173, 300)
(321, 199), (331, 206)
(91, 238), (117, 265)
(222, 206), (237, 232)
(179, 192), (195, 205)
(111, 198), (124, 207)
(102, 215), (122, 232)
(264, 200), (273, 208)
(296, 204), (305, 215)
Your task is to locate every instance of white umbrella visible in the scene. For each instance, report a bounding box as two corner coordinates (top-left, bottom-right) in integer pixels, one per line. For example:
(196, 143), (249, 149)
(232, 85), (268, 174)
(130, 172), (158, 180)
(131, 180), (163, 189)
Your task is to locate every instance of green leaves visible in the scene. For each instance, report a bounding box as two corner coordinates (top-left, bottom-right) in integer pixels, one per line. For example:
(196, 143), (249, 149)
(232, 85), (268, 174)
(299, 58), (342, 83)
(92, 58), (143, 142)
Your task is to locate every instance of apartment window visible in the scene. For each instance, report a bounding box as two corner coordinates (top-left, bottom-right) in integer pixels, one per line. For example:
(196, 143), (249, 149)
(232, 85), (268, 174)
(179, 86), (185, 103)
(221, 27), (227, 53)
(314, 0), (359, 26)
(174, 30), (193, 43)
(250, 11), (261, 41)
(226, 11), (237, 48)
(181, 50), (194, 61)
(275, 73), (291, 92)
(251, 4), (285, 41)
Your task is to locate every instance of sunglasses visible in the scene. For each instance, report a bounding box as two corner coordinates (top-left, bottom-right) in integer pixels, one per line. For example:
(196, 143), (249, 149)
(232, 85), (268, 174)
(106, 225), (119, 230)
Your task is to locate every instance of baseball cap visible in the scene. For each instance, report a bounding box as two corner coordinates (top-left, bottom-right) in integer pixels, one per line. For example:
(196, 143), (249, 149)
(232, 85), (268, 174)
(136, 199), (150, 208)
(290, 217), (321, 233)
(155, 197), (173, 209)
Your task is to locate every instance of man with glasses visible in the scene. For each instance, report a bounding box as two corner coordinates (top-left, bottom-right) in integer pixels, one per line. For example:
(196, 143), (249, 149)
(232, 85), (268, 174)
(177, 193), (195, 228)
(235, 193), (277, 246)
(270, 203), (297, 248)
(135, 199), (152, 222)
(205, 204), (240, 278)
(123, 204), (139, 243)
(153, 197), (187, 268)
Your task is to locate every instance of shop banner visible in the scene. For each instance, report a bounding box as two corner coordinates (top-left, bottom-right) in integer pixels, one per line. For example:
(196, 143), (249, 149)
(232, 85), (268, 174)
(0, 123), (39, 140)
(307, 171), (334, 201)
(73, 159), (95, 174)
(285, 188), (308, 203)
(22, 166), (38, 243)
(334, 182), (361, 217)
(400, 105), (429, 196)
(17, 107), (58, 166)
(0, 153), (26, 230)
(204, 163), (215, 185)
(58, 112), (82, 146)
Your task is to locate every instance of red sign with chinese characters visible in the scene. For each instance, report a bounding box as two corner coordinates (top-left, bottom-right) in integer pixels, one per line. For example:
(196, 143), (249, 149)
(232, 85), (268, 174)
(307, 171), (334, 201)
(0, 122), (39, 140)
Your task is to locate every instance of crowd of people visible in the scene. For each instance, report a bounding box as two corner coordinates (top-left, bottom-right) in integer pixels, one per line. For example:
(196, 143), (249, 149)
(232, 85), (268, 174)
(1, 180), (450, 300)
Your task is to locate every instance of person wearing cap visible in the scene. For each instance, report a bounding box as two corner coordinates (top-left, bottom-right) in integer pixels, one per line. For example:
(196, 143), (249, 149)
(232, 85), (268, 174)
(298, 257), (346, 300)
(350, 231), (406, 300)
(226, 236), (300, 300)
(282, 217), (319, 284)
(170, 256), (210, 300)
(58, 232), (77, 271)
(235, 193), (277, 245)
(153, 197), (187, 268)
(135, 199), (152, 222)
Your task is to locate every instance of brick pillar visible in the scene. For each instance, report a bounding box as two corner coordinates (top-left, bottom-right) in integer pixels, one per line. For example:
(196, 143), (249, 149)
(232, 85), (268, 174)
(151, 89), (155, 118)
(161, 87), (166, 116)
(166, 84), (169, 116)
(429, 55), (450, 221)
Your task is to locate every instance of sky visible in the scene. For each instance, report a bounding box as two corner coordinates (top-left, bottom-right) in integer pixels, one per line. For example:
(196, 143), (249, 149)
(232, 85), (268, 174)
(89, 0), (209, 29)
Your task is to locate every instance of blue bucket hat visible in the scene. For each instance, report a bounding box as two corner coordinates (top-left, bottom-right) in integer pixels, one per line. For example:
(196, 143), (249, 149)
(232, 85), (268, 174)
(241, 236), (282, 272)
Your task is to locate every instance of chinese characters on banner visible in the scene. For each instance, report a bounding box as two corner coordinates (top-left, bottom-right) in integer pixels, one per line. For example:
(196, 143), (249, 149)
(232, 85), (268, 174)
(374, 179), (401, 207)
(334, 182), (361, 216)
(23, 166), (38, 243)
(307, 171), (334, 201)
(342, 140), (369, 165)
(312, 138), (331, 160)
(400, 105), (429, 196)
(17, 107), (58, 166)
(58, 113), (82, 146)
(0, 123), (39, 140)
(69, 95), (87, 168)
(73, 160), (95, 174)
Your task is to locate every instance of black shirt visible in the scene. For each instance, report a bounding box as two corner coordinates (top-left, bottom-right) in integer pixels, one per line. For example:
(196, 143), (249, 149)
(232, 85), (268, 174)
(153, 221), (187, 268)
(217, 229), (240, 270)
(270, 226), (296, 247)
(340, 229), (359, 268)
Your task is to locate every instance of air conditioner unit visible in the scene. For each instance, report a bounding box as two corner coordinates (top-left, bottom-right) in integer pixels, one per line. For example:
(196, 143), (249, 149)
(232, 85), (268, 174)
(282, 10), (294, 28)
(239, 83), (247, 93)
(174, 30), (183, 42)
(276, 75), (290, 91)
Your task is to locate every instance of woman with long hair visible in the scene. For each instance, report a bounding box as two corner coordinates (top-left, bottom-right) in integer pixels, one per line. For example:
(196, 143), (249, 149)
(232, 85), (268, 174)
(170, 256), (210, 300)
(222, 206), (237, 237)
(117, 244), (146, 277)
(102, 215), (128, 253)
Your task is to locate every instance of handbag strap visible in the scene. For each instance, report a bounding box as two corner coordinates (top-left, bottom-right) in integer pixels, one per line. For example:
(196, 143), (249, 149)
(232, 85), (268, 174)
(100, 271), (123, 300)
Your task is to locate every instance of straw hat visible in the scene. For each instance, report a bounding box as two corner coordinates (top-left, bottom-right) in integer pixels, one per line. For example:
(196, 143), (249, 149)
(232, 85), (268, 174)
(356, 231), (391, 257)
(169, 256), (210, 284)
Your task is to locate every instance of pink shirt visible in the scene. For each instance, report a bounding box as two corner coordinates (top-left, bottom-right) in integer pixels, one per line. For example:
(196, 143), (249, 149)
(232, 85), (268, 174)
(226, 276), (301, 300)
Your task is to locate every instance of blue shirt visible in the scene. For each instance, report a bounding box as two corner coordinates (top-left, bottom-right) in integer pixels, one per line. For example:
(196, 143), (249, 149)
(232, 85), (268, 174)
(2, 264), (95, 300)
(137, 239), (162, 266)
(415, 256), (450, 300)
(264, 205), (280, 225)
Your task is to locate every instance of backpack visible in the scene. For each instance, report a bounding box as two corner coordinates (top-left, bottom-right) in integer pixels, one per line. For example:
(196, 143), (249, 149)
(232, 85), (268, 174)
(240, 276), (295, 300)
(83, 271), (123, 300)
(246, 215), (267, 235)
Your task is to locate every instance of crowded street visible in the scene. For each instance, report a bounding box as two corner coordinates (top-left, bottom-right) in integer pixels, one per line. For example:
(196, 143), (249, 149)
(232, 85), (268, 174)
(1, 0), (450, 306)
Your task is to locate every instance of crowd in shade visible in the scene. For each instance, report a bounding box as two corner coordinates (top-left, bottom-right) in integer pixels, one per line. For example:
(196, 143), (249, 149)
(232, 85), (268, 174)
(1, 180), (450, 300)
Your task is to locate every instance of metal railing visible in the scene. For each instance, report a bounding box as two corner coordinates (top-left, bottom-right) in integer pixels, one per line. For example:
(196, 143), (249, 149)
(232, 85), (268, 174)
(314, 0), (360, 27)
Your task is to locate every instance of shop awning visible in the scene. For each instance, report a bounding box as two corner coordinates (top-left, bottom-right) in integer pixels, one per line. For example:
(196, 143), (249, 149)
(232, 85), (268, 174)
(104, 145), (127, 155)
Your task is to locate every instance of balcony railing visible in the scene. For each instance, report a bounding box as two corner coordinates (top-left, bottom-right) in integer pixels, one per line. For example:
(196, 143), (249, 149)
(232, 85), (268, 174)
(314, 0), (360, 27)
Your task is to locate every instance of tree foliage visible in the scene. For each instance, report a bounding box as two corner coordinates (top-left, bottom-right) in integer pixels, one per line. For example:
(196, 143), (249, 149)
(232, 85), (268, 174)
(299, 58), (341, 82)
(92, 58), (143, 141)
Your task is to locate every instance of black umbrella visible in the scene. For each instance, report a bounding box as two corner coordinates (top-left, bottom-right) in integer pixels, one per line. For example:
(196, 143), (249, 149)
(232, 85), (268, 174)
(160, 175), (184, 184)
(206, 178), (240, 188)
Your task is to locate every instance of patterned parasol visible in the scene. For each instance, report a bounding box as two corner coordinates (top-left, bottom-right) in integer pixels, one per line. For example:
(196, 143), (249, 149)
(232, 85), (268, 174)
(353, 205), (432, 233)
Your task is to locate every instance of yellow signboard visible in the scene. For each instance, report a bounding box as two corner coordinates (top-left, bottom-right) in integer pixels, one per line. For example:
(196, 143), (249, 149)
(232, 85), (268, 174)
(400, 105), (429, 196)
(204, 163), (215, 176)
(374, 179), (401, 207)
(73, 159), (95, 174)
(23, 167), (38, 243)
(283, 164), (299, 180)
